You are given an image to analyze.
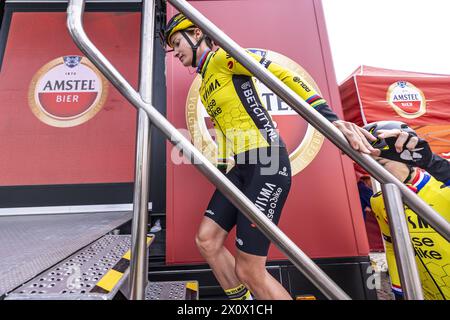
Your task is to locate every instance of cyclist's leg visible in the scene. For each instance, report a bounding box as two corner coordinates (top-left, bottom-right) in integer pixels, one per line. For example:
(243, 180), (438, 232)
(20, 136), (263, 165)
(235, 249), (291, 300)
(234, 147), (292, 299)
(196, 167), (243, 291)
(196, 217), (241, 290)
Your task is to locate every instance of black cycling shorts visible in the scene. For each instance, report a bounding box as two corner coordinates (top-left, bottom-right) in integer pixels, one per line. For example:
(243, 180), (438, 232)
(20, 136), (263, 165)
(205, 146), (292, 256)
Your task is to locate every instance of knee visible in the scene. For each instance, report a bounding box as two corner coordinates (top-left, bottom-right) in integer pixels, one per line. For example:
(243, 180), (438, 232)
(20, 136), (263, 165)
(195, 231), (221, 257)
(235, 260), (265, 287)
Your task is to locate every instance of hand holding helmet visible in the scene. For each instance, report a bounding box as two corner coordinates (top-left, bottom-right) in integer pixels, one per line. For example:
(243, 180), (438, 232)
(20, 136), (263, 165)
(364, 121), (450, 185)
(363, 121), (433, 168)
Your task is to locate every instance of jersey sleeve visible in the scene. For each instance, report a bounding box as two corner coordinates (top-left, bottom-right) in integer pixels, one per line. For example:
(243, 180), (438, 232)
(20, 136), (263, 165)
(426, 154), (450, 186)
(218, 49), (339, 122)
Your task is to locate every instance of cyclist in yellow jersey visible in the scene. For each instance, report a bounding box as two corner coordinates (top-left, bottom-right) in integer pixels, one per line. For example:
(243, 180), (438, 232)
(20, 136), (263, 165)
(364, 121), (450, 300)
(165, 13), (377, 300)
(371, 173), (450, 300)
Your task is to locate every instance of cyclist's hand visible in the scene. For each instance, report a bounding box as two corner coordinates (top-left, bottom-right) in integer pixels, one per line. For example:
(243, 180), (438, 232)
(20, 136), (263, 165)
(374, 129), (433, 168)
(333, 120), (378, 154)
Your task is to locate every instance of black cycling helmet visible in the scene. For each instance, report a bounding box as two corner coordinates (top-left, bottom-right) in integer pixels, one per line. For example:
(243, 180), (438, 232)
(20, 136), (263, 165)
(363, 120), (417, 151)
(364, 121), (420, 182)
(364, 121), (450, 185)
(363, 120), (436, 170)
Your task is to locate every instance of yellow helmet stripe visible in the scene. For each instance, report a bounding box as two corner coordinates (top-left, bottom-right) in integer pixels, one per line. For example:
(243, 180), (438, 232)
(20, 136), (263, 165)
(166, 16), (195, 47)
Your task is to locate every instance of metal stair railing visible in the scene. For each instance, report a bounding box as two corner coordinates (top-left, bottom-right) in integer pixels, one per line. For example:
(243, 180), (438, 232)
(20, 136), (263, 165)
(129, 0), (154, 300)
(168, 0), (450, 300)
(381, 184), (423, 299)
(67, 0), (351, 300)
(166, 0), (450, 242)
(67, 0), (450, 300)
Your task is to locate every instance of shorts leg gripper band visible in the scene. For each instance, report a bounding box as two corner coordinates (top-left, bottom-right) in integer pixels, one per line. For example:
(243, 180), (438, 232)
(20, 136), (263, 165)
(225, 284), (253, 300)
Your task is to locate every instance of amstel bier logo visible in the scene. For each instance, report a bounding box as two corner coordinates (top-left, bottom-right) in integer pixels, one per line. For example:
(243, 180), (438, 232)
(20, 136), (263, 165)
(29, 56), (108, 127)
(186, 49), (324, 176)
(387, 81), (426, 119)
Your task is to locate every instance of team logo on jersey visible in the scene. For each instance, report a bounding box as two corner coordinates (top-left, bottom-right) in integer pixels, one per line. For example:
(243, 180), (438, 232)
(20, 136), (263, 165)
(387, 81), (426, 119)
(186, 49), (324, 176)
(28, 56), (108, 127)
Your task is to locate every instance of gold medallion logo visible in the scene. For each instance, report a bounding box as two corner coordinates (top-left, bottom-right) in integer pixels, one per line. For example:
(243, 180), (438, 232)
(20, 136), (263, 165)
(186, 49), (324, 176)
(387, 81), (426, 119)
(29, 56), (108, 127)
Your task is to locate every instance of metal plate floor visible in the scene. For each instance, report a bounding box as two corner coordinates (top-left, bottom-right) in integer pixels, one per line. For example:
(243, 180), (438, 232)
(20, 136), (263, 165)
(0, 211), (132, 297)
(5, 234), (198, 300)
(5, 235), (140, 300)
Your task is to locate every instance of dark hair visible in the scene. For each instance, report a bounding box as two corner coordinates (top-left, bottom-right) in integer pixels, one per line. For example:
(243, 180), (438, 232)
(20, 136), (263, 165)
(185, 28), (214, 49)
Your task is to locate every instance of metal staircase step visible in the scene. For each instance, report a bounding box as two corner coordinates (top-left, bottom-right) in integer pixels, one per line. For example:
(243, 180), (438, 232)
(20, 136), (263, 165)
(0, 211), (132, 297)
(145, 280), (199, 300)
(5, 234), (154, 300)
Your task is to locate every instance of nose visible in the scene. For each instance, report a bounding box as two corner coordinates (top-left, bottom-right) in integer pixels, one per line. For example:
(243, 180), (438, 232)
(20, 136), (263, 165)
(174, 49), (180, 58)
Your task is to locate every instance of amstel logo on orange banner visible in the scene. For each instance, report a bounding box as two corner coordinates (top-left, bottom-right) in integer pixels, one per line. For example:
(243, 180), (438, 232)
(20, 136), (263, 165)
(186, 49), (324, 176)
(29, 56), (108, 127)
(387, 81), (426, 119)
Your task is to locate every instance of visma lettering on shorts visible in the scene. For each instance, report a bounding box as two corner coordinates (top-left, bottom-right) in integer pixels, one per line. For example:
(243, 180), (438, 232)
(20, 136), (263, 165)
(254, 183), (283, 221)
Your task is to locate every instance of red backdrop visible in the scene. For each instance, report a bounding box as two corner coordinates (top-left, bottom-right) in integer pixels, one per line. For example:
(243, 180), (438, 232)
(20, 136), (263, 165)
(166, 0), (370, 264)
(0, 12), (140, 186)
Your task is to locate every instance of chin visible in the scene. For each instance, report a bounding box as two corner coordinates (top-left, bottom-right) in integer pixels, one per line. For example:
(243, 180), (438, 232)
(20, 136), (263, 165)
(182, 60), (192, 67)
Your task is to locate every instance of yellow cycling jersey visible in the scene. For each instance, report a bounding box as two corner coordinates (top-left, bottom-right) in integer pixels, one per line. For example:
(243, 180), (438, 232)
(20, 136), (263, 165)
(196, 48), (338, 160)
(371, 170), (450, 299)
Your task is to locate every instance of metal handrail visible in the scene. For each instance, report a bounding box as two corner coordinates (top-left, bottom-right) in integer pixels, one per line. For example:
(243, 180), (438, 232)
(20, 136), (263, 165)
(168, 0), (450, 244)
(168, 0), (450, 299)
(129, 0), (155, 300)
(382, 184), (423, 300)
(67, 0), (351, 300)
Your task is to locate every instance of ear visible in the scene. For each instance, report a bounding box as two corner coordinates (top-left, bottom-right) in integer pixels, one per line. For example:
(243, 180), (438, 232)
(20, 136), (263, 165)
(194, 28), (203, 40)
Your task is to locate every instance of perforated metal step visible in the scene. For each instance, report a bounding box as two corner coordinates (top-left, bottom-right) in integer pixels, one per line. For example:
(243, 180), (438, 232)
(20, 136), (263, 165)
(145, 280), (199, 300)
(0, 211), (132, 297)
(5, 235), (154, 300)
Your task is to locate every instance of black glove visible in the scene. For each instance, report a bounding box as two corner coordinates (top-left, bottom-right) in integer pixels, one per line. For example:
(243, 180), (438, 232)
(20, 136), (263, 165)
(380, 135), (450, 184)
(364, 121), (450, 185)
(380, 135), (432, 168)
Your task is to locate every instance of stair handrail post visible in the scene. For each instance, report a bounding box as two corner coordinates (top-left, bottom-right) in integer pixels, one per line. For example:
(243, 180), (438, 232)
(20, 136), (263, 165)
(129, 0), (155, 300)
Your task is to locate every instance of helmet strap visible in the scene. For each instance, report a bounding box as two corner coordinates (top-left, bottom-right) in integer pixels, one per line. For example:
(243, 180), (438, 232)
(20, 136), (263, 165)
(180, 31), (205, 67)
